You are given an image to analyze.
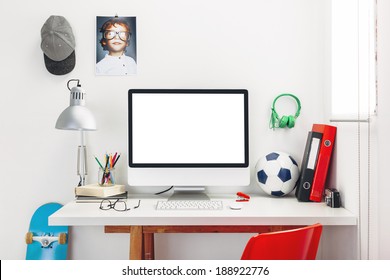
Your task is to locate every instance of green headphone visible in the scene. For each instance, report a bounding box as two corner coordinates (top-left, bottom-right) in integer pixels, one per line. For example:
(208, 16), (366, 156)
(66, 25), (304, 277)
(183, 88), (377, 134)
(269, 93), (301, 129)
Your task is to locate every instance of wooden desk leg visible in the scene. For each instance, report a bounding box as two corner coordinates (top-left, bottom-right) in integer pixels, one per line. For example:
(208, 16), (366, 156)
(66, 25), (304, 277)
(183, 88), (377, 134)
(143, 233), (155, 260)
(129, 226), (143, 260)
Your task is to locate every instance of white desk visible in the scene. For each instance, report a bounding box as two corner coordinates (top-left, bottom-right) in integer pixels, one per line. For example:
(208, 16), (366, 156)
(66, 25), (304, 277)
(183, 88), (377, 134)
(49, 195), (356, 259)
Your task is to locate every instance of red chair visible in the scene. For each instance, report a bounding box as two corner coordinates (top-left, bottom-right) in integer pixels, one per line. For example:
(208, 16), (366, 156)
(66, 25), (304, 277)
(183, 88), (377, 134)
(241, 223), (322, 260)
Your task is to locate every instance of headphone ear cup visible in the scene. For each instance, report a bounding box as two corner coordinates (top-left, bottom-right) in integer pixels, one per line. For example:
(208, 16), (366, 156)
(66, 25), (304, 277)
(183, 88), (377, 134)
(279, 116), (288, 128)
(287, 115), (295, 128)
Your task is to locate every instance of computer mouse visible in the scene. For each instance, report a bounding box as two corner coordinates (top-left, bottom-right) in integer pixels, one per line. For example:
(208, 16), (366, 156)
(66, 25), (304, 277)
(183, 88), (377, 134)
(229, 202), (243, 210)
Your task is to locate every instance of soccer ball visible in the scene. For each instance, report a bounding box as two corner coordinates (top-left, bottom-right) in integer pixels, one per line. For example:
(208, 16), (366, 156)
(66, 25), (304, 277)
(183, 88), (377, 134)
(255, 151), (299, 197)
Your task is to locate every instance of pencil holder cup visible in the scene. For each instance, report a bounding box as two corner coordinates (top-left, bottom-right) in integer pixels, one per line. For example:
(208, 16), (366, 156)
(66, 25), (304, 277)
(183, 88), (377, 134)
(98, 168), (116, 186)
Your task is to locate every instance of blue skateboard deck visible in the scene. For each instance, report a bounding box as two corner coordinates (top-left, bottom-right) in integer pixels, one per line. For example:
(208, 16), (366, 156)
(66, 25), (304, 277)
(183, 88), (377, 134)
(25, 203), (68, 260)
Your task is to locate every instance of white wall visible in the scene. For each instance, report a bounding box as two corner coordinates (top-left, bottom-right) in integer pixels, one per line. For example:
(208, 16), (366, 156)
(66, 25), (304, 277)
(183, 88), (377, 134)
(0, 0), (363, 260)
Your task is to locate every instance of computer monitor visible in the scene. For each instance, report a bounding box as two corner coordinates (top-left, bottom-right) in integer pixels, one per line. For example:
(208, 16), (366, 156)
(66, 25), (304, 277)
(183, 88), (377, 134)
(128, 89), (249, 199)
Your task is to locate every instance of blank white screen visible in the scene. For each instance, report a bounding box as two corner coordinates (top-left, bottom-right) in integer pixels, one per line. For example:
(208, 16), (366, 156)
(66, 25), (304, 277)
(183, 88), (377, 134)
(131, 92), (246, 165)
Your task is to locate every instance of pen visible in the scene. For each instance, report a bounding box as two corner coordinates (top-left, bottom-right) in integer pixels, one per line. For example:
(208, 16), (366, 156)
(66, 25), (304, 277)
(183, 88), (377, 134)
(113, 153), (121, 168)
(94, 156), (104, 169)
(102, 154), (109, 185)
(105, 153), (109, 169)
(109, 170), (115, 184)
(112, 152), (118, 165)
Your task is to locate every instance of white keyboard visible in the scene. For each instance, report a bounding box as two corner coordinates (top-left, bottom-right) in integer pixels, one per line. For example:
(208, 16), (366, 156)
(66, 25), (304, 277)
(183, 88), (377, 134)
(156, 200), (223, 210)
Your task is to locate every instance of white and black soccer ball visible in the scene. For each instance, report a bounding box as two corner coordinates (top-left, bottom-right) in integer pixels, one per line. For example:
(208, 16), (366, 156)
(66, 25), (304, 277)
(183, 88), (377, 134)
(255, 151), (299, 197)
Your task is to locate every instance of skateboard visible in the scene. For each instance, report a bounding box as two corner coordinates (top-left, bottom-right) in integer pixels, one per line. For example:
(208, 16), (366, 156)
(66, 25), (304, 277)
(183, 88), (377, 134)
(25, 203), (68, 260)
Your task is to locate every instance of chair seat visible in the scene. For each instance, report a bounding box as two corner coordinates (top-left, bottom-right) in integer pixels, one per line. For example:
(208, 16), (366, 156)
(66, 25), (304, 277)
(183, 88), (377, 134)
(241, 223), (322, 260)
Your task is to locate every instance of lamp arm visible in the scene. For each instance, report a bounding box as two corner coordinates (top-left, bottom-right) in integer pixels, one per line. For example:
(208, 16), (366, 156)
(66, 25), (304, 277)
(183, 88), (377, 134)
(84, 145), (88, 176)
(77, 146), (80, 176)
(77, 131), (88, 186)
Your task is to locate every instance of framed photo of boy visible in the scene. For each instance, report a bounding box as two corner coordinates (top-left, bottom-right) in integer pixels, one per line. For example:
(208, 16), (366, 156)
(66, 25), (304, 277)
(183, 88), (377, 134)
(96, 16), (137, 76)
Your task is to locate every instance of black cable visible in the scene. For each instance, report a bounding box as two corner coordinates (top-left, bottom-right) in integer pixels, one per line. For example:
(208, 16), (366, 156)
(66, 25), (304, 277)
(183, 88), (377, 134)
(154, 186), (173, 195)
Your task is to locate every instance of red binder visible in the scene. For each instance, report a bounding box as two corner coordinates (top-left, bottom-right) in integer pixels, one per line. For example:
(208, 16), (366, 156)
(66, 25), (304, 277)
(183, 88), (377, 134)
(310, 124), (337, 202)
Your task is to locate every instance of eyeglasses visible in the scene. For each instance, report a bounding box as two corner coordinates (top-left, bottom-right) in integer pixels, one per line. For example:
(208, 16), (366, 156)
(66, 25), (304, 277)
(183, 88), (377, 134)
(103, 30), (131, 41)
(99, 199), (140, 212)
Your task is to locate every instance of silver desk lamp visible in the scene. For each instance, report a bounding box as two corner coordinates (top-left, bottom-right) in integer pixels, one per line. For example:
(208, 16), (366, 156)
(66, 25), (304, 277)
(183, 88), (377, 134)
(55, 79), (97, 186)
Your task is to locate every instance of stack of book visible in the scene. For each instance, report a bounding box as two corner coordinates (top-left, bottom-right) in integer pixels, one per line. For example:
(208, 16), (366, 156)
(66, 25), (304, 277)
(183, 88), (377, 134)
(75, 184), (127, 203)
(295, 124), (337, 202)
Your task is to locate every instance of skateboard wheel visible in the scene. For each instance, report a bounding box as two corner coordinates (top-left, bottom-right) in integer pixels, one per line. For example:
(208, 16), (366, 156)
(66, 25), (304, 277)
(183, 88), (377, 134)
(58, 233), (67, 245)
(25, 232), (33, 244)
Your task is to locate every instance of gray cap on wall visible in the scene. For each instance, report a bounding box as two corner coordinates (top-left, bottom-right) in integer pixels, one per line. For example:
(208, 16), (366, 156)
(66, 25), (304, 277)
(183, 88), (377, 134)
(41, 15), (76, 75)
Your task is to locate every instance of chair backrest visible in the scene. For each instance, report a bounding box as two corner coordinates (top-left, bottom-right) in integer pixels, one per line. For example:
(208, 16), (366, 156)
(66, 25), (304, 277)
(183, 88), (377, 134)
(241, 223), (323, 260)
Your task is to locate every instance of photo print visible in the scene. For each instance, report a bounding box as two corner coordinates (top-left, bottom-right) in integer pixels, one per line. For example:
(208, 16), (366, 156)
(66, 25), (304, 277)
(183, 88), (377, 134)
(96, 16), (137, 75)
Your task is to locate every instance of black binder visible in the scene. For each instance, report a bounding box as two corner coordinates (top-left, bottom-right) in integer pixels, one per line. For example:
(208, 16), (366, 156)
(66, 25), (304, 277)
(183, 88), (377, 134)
(295, 131), (323, 202)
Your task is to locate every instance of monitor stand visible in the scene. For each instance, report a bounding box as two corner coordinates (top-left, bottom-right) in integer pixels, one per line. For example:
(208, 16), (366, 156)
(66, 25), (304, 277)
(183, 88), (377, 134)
(168, 186), (210, 200)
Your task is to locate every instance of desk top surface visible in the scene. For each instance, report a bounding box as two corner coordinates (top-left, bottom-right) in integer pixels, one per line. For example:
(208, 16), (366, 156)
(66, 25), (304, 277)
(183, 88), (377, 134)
(49, 194), (356, 226)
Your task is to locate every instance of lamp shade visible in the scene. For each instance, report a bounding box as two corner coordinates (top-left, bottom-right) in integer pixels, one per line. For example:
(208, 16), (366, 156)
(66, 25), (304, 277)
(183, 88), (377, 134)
(55, 85), (97, 131)
(56, 106), (97, 130)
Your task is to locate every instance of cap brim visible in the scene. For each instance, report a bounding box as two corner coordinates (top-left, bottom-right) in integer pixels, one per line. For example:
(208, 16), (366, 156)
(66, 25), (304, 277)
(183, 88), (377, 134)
(44, 51), (75, 75)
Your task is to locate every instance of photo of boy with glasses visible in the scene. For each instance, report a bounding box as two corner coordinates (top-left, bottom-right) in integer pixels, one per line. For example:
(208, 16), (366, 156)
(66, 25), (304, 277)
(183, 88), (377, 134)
(96, 16), (137, 75)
